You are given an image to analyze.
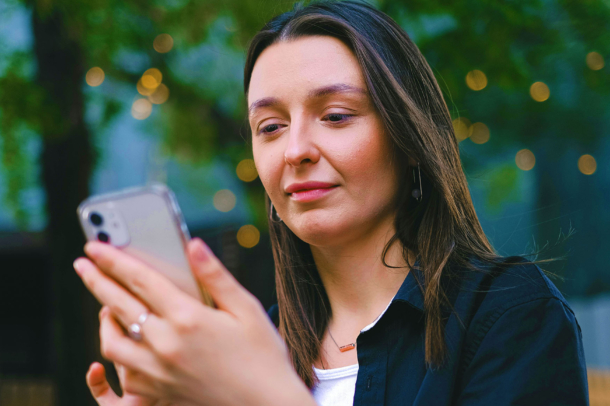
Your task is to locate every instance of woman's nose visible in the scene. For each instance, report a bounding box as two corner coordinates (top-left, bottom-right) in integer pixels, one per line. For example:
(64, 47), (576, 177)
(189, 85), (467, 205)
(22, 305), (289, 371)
(283, 120), (320, 167)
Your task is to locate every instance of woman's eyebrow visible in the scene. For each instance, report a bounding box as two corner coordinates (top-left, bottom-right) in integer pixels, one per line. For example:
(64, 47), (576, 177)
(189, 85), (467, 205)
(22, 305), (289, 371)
(248, 97), (280, 118)
(248, 83), (367, 118)
(308, 83), (367, 99)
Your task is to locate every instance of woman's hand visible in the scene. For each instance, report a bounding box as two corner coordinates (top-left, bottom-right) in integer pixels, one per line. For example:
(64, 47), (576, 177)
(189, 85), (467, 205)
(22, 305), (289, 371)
(74, 238), (315, 406)
(86, 361), (173, 406)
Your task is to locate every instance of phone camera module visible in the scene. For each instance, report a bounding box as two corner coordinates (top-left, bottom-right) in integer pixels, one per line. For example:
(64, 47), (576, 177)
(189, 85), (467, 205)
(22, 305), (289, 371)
(90, 212), (103, 226)
(97, 232), (110, 243)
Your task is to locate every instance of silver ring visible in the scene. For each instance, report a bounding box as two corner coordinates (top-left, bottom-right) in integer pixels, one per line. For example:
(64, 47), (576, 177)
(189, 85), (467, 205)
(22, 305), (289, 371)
(128, 312), (149, 341)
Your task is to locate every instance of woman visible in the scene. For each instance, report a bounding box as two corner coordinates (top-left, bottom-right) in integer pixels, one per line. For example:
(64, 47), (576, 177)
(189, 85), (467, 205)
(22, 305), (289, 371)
(74, 1), (589, 405)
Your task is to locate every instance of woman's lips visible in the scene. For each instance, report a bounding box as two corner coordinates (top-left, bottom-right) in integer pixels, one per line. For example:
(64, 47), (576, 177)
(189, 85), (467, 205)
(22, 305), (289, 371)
(289, 186), (339, 202)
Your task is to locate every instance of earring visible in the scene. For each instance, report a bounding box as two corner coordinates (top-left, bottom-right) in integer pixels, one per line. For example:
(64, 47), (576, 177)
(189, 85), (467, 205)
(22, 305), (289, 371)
(411, 162), (422, 201)
(269, 202), (283, 223)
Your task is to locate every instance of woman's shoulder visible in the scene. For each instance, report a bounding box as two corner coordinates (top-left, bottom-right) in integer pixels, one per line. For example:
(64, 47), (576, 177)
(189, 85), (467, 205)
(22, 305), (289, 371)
(454, 256), (588, 401)
(456, 255), (583, 362)
(460, 255), (571, 316)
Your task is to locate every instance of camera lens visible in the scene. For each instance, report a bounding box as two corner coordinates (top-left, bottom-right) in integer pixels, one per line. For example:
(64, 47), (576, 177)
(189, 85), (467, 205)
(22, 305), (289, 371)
(90, 212), (103, 226)
(97, 232), (110, 243)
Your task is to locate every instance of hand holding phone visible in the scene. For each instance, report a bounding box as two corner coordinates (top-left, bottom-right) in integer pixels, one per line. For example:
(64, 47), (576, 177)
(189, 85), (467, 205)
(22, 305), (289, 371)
(74, 187), (313, 406)
(77, 183), (213, 307)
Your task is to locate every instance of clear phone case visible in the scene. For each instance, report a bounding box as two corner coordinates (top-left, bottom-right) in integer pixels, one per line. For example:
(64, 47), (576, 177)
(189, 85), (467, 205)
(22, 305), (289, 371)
(77, 183), (214, 307)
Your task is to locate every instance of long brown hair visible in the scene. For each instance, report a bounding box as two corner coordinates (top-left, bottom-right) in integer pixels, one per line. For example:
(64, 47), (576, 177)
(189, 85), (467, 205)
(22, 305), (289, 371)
(244, 0), (557, 388)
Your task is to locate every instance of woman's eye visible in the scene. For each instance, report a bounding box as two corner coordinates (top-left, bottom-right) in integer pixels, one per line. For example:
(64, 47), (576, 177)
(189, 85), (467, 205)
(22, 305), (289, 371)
(258, 114), (354, 135)
(324, 113), (354, 123)
(259, 124), (281, 135)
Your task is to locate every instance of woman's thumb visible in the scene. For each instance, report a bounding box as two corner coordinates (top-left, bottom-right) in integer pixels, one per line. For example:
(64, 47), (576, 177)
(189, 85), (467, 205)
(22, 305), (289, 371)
(187, 238), (258, 316)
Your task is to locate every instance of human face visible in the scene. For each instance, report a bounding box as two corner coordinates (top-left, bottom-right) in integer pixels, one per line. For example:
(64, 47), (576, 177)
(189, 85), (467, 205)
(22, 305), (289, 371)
(248, 36), (401, 247)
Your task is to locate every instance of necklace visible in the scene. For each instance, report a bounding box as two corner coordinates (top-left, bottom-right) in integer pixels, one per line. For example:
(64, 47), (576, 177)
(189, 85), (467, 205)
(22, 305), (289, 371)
(327, 327), (356, 352)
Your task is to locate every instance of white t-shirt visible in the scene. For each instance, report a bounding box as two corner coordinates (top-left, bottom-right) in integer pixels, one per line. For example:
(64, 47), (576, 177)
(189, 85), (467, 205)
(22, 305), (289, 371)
(311, 299), (394, 406)
(312, 364), (359, 406)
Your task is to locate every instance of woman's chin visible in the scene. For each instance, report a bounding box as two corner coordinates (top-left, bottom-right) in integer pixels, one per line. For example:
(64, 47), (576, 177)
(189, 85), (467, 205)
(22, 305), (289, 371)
(287, 213), (356, 247)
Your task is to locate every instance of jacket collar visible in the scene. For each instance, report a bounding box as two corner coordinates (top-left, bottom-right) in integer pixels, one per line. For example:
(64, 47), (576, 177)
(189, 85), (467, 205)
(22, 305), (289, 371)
(393, 258), (425, 312)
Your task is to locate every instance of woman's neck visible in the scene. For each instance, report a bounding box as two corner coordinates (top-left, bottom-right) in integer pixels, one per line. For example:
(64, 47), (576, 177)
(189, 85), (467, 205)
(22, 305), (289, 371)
(310, 217), (413, 329)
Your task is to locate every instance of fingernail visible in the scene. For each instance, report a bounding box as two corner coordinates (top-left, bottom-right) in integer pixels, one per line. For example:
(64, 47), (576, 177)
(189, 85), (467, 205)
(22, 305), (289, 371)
(84, 242), (101, 259)
(99, 307), (109, 320)
(87, 362), (100, 374)
(73, 258), (85, 275)
(193, 238), (212, 262)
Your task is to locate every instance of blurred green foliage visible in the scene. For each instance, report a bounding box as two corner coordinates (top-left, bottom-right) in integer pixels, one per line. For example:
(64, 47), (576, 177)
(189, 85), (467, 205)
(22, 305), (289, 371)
(1, 0), (609, 229)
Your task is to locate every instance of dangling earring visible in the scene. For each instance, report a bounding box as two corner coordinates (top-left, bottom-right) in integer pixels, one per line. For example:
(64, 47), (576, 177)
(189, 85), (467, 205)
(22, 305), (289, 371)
(411, 162), (422, 201)
(269, 202), (283, 223)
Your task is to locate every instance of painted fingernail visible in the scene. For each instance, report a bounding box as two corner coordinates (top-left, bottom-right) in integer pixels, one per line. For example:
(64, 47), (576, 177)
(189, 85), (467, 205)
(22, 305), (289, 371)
(73, 258), (85, 275)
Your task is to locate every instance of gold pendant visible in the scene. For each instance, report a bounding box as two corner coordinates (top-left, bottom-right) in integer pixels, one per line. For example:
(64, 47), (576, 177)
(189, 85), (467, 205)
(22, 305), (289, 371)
(339, 343), (356, 352)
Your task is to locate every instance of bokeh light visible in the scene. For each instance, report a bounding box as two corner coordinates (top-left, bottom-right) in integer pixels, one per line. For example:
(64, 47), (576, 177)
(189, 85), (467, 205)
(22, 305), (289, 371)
(452, 117), (473, 141)
(578, 154), (597, 175)
(470, 122), (490, 144)
(86, 67), (105, 87)
(137, 79), (155, 96)
(586, 52), (605, 71)
(237, 225), (260, 248)
(466, 70), (488, 91)
(530, 82), (550, 102)
(236, 159), (258, 182)
(141, 68), (162, 90)
(149, 84), (170, 104)
(131, 98), (153, 120)
(213, 189), (236, 212)
(154, 34), (174, 53)
(515, 149), (536, 171)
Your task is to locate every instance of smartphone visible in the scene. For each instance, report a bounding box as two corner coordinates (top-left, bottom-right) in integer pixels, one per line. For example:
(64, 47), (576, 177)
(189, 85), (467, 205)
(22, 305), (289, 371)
(77, 183), (214, 307)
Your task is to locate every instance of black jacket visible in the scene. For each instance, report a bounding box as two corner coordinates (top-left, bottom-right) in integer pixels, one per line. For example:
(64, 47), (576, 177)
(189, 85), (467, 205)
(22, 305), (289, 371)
(268, 256), (589, 405)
